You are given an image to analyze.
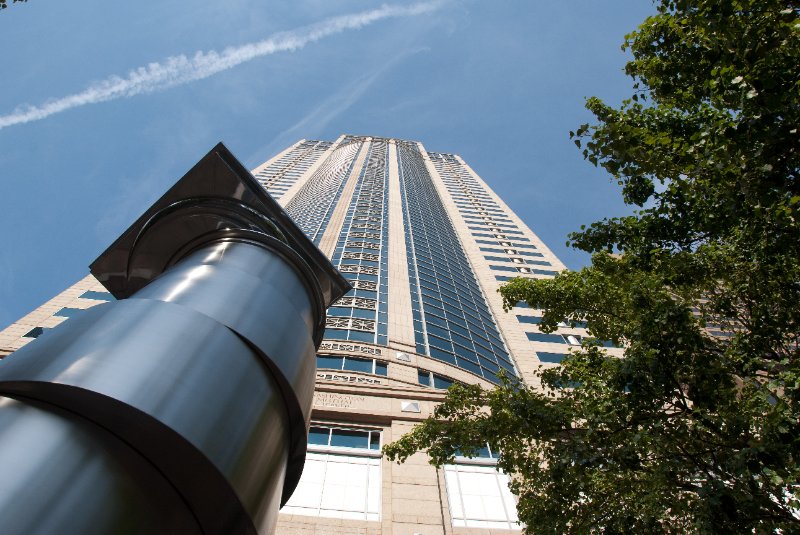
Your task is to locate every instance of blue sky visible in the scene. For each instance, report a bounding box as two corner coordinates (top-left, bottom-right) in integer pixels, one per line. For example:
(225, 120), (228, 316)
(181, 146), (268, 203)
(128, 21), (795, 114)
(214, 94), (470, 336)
(0, 0), (655, 328)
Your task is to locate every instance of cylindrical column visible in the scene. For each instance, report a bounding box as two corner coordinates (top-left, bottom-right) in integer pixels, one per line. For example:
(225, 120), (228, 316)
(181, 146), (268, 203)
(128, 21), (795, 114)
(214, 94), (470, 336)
(0, 144), (350, 535)
(0, 396), (202, 534)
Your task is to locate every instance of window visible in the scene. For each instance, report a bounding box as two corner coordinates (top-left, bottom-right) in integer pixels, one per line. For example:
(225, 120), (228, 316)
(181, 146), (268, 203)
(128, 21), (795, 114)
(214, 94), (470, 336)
(418, 370), (455, 389)
(456, 442), (499, 460)
(484, 255), (520, 264)
(444, 464), (520, 529)
(707, 329), (733, 339)
(526, 332), (567, 344)
(489, 265), (520, 273)
(316, 355), (388, 376)
(23, 326), (45, 338)
(496, 268), (559, 281)
(308, 425), (381, 451)
(281, 424), (382, 521)
(537, 352), (568, 363)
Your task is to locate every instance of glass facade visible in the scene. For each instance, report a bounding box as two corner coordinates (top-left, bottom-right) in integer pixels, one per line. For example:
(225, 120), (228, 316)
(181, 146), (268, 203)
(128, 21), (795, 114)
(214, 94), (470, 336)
(397, 142), (516, 384)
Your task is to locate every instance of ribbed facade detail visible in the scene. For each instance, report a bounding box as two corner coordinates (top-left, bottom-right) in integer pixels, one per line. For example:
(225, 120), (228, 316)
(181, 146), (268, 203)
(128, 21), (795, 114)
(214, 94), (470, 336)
(326, 138), (391, 345)
(254, 139), (332, 198)
(284, 139), (364, 244)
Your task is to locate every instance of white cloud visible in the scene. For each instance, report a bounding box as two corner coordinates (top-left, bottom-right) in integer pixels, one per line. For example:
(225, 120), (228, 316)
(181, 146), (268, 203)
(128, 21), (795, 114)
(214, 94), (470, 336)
(0, 1), (443, 130)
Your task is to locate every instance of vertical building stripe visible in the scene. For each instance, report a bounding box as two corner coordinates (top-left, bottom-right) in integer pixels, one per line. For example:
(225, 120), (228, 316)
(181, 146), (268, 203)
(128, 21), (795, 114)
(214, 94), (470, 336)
(385, 140), (416, 351)
(316, 139), (371, 257)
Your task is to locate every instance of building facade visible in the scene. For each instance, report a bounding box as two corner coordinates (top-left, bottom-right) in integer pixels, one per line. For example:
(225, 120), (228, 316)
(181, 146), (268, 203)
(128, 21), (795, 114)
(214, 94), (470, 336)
(0, 135), (617, 535)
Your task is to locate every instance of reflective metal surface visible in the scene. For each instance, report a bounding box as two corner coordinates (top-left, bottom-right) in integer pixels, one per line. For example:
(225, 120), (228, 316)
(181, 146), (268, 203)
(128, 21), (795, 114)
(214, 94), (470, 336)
(0, 250), (292, 533)
(133, 239), (320, 502)
(0, 144), (351, 534)
(0, 396), (202, 535)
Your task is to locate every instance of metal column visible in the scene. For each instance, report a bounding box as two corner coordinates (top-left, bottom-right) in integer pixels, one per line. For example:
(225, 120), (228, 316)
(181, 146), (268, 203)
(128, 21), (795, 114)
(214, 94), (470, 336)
(0, 144), (349, 534)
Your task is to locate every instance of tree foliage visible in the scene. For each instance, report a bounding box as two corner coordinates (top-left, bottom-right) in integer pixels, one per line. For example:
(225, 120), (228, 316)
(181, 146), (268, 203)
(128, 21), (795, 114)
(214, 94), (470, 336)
(0, 0), (26, 11)
(384, 1), (800, 532)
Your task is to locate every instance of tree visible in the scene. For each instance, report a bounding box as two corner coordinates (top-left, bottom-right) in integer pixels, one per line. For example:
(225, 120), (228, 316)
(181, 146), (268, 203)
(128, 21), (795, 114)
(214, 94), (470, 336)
(383, 1), (800, 532)
(0, 0), (27, 11)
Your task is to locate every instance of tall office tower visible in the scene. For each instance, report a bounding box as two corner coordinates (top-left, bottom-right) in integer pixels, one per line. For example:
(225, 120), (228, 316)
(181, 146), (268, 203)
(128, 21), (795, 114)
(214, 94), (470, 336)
(0, 135), (616, 534)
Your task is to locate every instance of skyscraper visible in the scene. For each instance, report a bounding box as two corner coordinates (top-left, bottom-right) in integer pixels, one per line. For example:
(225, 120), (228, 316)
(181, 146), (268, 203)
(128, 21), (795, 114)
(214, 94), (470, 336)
(0, 135), (615, 533)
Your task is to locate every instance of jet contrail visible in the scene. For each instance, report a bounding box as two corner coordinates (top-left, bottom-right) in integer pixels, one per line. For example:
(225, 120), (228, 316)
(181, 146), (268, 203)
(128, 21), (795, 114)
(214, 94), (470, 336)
(0, 2), (442, 130)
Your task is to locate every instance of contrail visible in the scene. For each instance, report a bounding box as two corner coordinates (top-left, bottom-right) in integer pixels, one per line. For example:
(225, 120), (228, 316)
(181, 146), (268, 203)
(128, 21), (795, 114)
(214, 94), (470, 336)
(0, 2), (442, 130)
